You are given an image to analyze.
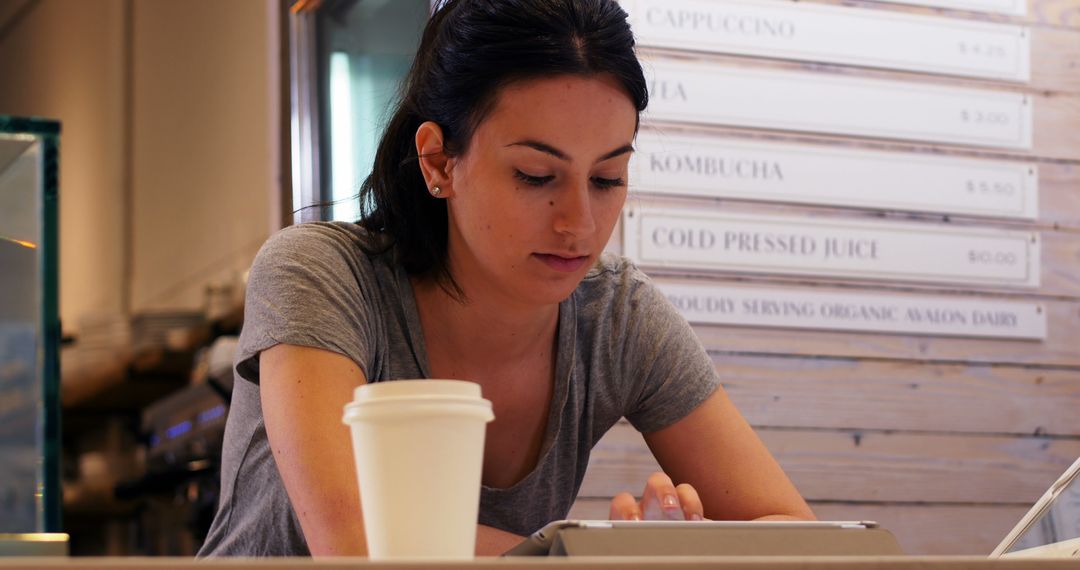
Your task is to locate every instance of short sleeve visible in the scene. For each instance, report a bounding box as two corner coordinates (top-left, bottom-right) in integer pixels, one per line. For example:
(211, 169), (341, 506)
(234, 223), (376, 383)
(621, 272), (721, 433)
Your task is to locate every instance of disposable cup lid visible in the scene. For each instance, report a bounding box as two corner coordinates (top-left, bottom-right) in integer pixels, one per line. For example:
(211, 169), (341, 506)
(342, 379), (494, 424)
(342, 398), (493, 424)
(351, 379), (482, 402)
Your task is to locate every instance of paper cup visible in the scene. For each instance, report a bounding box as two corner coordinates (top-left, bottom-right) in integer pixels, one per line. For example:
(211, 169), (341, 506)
(342, 379), (494, 560)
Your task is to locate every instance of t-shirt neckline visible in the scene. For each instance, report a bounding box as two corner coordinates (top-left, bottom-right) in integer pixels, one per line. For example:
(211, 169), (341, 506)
(394, 264), (577, 493)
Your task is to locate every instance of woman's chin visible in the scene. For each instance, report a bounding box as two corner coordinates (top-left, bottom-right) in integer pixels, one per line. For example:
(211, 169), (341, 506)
(515, 274), (586, 306)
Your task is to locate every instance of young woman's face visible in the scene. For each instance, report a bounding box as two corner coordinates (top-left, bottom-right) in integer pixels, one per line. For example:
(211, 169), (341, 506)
(444, 74), (638, 307)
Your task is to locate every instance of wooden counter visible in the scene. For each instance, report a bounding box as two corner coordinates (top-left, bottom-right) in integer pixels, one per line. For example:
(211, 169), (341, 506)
(1, 557), (1078, 569)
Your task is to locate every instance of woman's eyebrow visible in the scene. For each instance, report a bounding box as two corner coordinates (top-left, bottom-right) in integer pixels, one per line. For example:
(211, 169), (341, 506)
(506, 140), (569, 160)
(506, 139), (635, 163)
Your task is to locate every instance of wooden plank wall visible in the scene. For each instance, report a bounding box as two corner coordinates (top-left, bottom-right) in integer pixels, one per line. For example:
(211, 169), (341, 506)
(575, 0), (1080, 555)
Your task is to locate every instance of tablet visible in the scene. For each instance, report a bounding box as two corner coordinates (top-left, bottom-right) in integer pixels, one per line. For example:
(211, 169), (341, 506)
(991, 455), (1080, 558)
(503, 519), (903, 557)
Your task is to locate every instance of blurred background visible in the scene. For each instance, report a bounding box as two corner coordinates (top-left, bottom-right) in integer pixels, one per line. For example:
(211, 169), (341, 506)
(0, 0), (430, 554)
(1, 0), (1078, 558)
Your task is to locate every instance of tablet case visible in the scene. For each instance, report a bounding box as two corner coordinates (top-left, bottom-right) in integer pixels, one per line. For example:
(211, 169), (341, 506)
(546, 526), (904, 556)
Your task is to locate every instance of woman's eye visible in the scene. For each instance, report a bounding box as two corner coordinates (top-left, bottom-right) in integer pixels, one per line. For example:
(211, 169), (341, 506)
(514, 170), (554, 186)
(591, 176), (625, 190)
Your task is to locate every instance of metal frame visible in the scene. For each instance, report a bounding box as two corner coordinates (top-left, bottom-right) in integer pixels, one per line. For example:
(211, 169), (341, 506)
(287, 0), (326, 224)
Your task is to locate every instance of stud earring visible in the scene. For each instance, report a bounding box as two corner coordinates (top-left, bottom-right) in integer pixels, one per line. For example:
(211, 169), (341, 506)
(430, 186), (442, 197)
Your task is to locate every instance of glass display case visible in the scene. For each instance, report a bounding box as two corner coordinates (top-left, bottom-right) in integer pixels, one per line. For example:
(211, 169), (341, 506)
(0, 116), (61, 533)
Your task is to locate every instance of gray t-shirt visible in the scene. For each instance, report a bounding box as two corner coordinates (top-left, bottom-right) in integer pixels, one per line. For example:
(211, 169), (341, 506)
(198, 221), (720, 556)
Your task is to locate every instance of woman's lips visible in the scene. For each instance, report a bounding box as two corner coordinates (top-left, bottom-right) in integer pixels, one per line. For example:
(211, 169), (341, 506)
(533, 253), (589, 273)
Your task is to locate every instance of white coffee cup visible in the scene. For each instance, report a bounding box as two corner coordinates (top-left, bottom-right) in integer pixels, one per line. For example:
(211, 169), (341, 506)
(342, 379), (494, 560)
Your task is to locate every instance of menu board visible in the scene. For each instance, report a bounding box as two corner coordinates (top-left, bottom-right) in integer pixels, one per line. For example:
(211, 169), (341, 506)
(623, 206), (1041, 288)
(626, 0), (1030, 81)
(631, 130), (1039, 219)
(659, 281), (1046, 339)
(644, 58), (1034, 149)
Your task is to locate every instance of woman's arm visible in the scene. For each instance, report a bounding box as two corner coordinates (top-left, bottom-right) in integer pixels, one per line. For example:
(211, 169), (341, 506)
(260, 343), (370, 556)
(477, 525), (525, 555)
(641, 387), (816, 521)
(260, 344), (526, 556)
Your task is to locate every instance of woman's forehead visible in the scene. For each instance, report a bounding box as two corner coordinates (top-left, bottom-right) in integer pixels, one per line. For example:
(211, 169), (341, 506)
(474, 74), (638, 151)
(497, 73), (633, 111)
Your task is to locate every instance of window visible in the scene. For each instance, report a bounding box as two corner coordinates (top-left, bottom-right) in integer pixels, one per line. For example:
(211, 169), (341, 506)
(288, 0), (430, 223)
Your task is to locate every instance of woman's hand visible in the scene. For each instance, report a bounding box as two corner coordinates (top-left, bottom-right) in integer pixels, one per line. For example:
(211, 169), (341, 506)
(642, 389), (817, 522)
(608, 471), (705, 521)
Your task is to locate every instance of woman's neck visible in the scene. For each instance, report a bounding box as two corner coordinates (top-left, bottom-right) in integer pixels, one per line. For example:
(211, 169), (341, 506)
(410, 274), (559, 376)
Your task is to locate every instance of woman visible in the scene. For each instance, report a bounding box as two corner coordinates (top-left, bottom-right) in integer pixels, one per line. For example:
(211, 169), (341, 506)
(200, 0), (814, 557)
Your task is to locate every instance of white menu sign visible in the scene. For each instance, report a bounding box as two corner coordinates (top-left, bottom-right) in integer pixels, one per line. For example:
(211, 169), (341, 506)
(623, 207), (1040, 288)
(624, 0), (1030, 81)
(869, 0), (1027, 17)
(659, 281), (1046, 339)
(644, 58), (1034, 149)
(631, 130), (1039, 219)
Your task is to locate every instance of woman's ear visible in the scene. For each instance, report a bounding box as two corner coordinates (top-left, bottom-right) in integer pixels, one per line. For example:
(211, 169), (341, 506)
(415, 121), (456, 198)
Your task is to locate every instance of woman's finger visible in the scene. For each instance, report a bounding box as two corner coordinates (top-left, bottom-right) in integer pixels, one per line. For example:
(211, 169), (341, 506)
(609, 491), (642, 520)
(640, 472), (684, 521)
(675, 483), (705, 521)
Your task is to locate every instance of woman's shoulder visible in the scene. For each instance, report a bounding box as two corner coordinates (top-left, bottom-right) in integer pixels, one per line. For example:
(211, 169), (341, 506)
(237, 222), (397, 385)
(253, 221), (393, 270)
(573, 252), (671, 325)
(262, 221), (388, 254)
(578, 251), (653, 296)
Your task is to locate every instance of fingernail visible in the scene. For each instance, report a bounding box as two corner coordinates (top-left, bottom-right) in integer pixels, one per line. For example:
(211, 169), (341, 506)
(631, 513), (642, 521)
(691, 513), (704, 521)
(662, 494), (679, 508)
(642, 501), (664, 520)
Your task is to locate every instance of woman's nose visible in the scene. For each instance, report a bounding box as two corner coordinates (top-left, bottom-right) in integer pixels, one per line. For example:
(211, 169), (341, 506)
(552, 182), (597, 238)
